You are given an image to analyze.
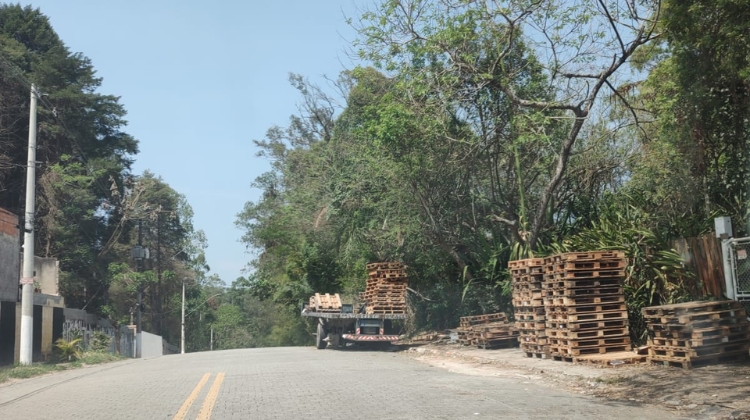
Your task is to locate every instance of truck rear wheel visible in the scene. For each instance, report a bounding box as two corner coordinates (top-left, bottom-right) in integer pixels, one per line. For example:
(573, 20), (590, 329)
(316, 322), (327, 349)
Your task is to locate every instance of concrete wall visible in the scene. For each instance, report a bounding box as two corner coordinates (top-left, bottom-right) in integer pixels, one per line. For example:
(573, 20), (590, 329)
(30, 257), (59, 295)
(140, 331), (163, 358)
(0, 208), (20, 302)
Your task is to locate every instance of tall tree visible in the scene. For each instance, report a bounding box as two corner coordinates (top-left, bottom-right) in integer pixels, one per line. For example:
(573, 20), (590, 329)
(354, 0), (661, 249)
(0, 5), (138, 311)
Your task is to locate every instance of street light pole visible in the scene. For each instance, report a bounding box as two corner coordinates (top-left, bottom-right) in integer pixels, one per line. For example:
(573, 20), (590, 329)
(132, 220), (148, 358)
(181, 278), (185, 354)
(19, 84), (39, 366)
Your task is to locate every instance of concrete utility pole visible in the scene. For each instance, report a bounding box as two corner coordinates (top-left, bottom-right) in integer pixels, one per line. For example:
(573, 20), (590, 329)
(19, 84), (39, 366)
(132, 220), (148, 358)
(181, 278), (185, 354)
(210, 326), (213, 351)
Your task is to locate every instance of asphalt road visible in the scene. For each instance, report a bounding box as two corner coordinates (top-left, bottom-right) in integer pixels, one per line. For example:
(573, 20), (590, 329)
(0, 347), (684, 420)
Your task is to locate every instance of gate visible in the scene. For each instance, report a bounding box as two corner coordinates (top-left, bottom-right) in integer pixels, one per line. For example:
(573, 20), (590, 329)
(727, 238), (750, 310)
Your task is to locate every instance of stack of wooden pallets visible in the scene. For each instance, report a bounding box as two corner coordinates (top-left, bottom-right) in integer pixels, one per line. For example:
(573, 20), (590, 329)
(510, 258), (549, 358)
(543, 251), (631, 361)
(364, 262), (408, 314)
(308, 293), (342, 313)
(642, 300), (750, 368)
(456, 313), (518, 349)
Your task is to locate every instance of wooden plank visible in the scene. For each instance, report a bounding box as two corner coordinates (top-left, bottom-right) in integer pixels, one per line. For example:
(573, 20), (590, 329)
(546, 318), (629, 331)
(548, 302), (627, 315)
(548, 327), (629, 339)
(550, 343), (631, 356)
(650, 351), (748, 369)
(574, 351), (646, 366)
(546, 309), (628, 322)
(549, 335), (631, 348)
(642, 300), (743, 318)
(544, 294), (624, 306)
(648, 331), (750, 348)
(546, 278), (623, 289)
(649, 342), (750, 359)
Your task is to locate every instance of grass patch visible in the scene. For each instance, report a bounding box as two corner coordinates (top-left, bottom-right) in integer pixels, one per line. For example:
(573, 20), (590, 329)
(0, 352), (125, 384)
(75, 352), (124, 366)
(0, 363), (62, 383)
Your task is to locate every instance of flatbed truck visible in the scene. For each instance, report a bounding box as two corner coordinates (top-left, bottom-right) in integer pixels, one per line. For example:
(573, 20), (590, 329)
(301, 304), (406, 349)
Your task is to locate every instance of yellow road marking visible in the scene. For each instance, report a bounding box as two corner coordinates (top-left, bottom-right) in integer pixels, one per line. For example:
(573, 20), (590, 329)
(196, 372), (225, 420)
(172, 373), (211, 420)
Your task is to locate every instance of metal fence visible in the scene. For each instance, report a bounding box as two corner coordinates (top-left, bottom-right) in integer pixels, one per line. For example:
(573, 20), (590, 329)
(62, 319), (118, 354)
(729, 240), (750, 295)
(728, 239), (750, 313)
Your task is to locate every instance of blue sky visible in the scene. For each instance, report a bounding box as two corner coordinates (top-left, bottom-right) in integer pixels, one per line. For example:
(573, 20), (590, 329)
(26, 0), (365, 284)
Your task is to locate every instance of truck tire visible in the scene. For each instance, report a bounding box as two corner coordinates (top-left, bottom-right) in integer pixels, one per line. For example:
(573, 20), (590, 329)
(316, 322), (327, 349)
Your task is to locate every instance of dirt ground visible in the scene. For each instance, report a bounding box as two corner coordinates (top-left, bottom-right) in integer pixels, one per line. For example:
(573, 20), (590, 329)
(403, 342), (750, 420)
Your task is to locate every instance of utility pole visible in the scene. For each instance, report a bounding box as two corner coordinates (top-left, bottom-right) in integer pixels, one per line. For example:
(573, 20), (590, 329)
(132, 220), (148, 358)
(19, 84), (38, 366)
(210, 326), (213, 351)
(181, 278), (185, 354)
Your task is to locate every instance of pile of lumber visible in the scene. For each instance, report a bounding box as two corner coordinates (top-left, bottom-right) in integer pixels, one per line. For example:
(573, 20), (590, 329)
(510, 258), (549, 358)
(457, 313), (518, 349)
(642, 300), (750, 368)
(364, 262), (408, 314)
(544, 251), (631, 360)
(308, 293), (342, 313)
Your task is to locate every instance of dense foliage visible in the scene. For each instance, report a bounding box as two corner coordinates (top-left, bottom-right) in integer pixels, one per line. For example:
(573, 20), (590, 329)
(236, 0), (747, 345)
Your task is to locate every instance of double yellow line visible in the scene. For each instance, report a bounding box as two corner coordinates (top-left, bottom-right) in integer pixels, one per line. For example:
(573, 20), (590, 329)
(173, 372), (226, 420)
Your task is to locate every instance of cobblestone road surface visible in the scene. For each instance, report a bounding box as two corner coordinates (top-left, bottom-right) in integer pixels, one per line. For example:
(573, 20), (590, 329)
(0, 347), (687, 419)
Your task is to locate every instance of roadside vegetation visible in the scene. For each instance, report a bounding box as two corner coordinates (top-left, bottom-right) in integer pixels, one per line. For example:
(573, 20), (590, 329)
(0, 353), (124, 384)
(234, 0), (750, 346)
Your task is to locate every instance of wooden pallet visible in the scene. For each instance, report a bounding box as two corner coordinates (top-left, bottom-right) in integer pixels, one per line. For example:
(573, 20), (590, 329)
(649, 351), (748, 368)
(512, 276), (544, 284)
(477, 337), (519, 350)
(650, 324), (750, 339)
(649, 342), (749, 359)
(550, 343), (631, 356)
(546, 309), (628, 323)
(642, 300), (743, 318)
(649, 332), (750, 348)
(549, 335), (631, 348)
(515, 313), (546, 322)
(555, 260), (627, 270)
(548, 302), (627, 315)
(546, 317), (629, 331)
(459, 313), (509, 326)
(544, 286), (624, 297)
(544, 294), (624, 306)
(309, 293), (342, 312)
(651, 318), (747, 331)
(366, 307), (406, 314)
(514, 306), (547, 315)
(548, 327), (629, 339)
(554, 251), (626, 261)
(547, 278), (623, 289)
(659, 308), (747, 325)
(366, 262), (406, 270)
(574, 351), (646, 366)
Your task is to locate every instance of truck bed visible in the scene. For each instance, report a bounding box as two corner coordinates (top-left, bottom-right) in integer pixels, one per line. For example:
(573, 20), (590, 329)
(301, 310), (408, 320)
